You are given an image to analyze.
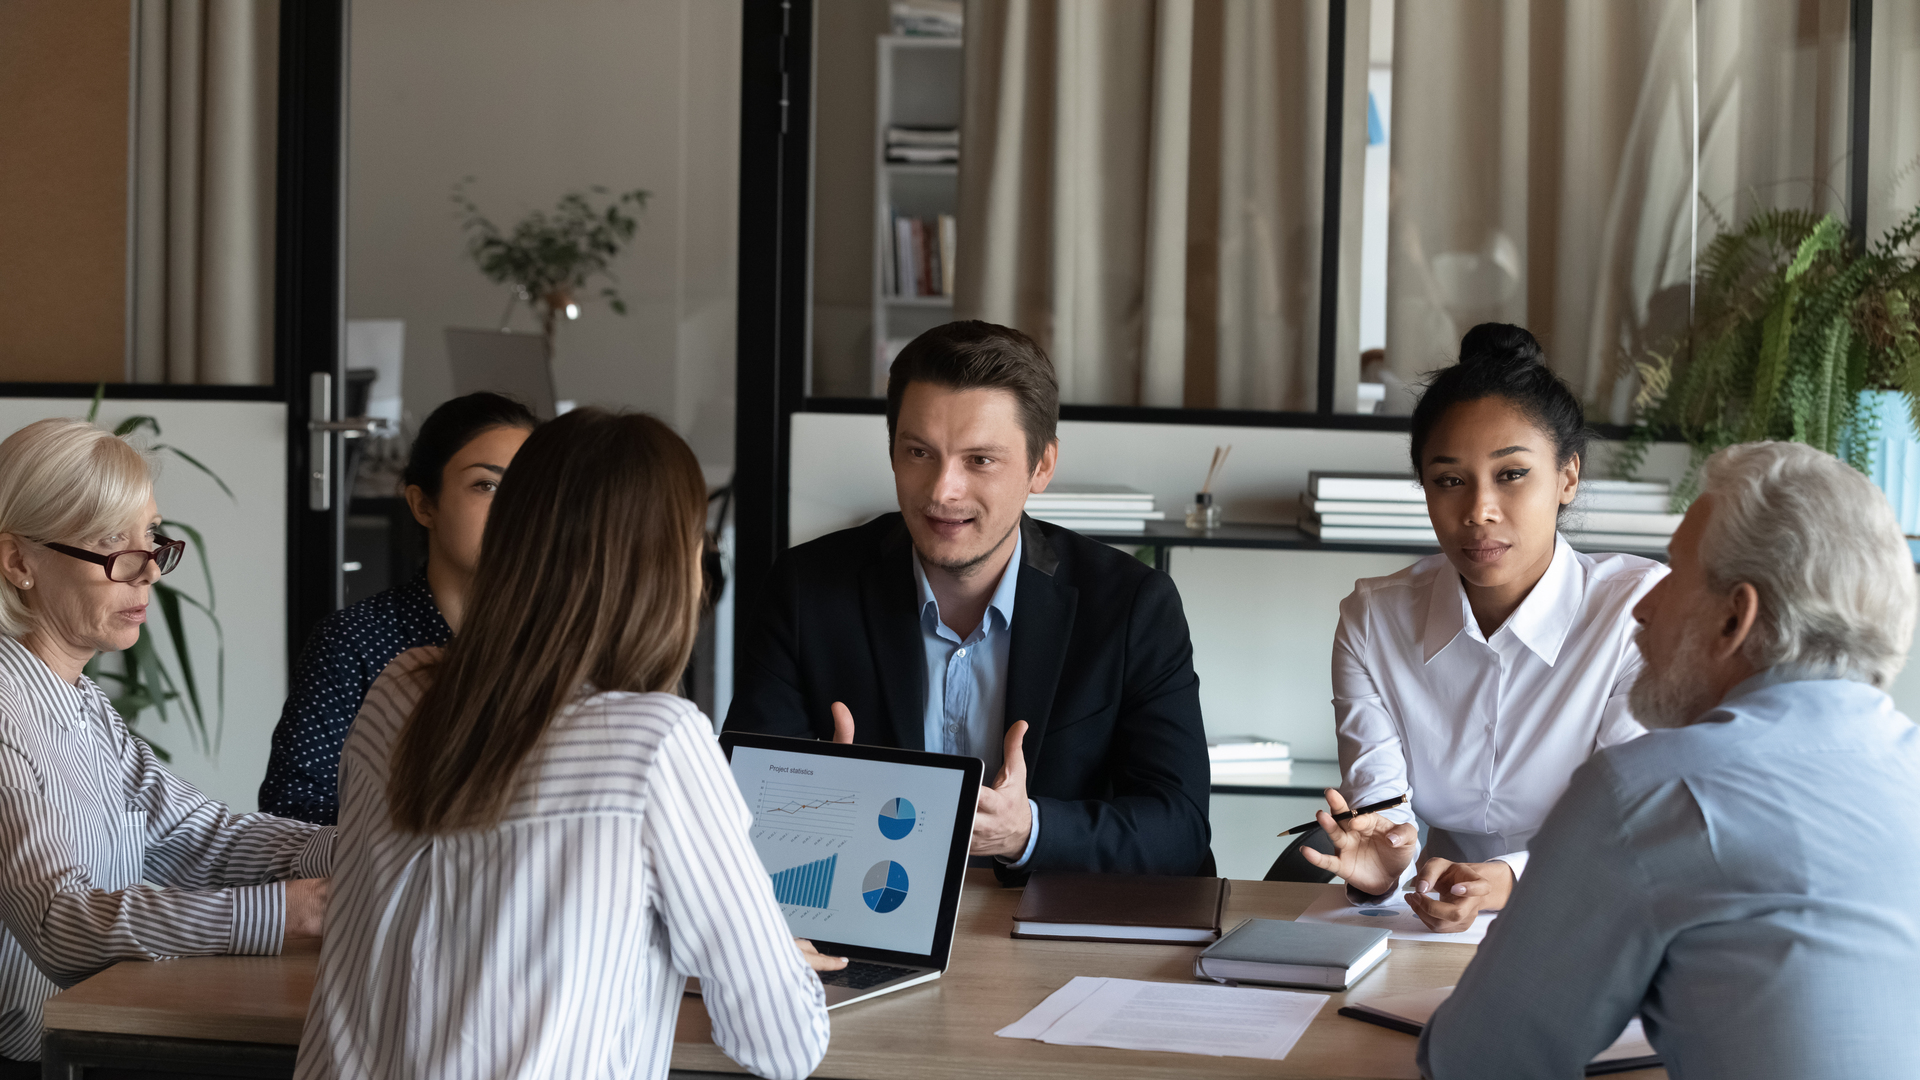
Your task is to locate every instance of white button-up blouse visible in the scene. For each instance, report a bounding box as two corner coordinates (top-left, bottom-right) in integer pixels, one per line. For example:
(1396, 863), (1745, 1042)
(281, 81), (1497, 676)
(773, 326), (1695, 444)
(1333, 536), (1667, 879)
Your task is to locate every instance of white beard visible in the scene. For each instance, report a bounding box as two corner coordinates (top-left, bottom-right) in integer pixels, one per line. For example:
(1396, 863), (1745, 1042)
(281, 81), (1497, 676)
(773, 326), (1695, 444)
(1628, 622), (1719, 730)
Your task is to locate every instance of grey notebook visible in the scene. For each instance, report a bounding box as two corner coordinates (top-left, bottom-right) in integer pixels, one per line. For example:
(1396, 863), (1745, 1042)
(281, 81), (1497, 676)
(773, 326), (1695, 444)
(1194, 918), (1391, 991)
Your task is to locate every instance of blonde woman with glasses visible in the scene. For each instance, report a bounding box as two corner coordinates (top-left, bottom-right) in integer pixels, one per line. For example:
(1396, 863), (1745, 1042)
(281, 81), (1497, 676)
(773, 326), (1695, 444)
(297, 409), (832, 1080)
(0, 418), (332, 1078)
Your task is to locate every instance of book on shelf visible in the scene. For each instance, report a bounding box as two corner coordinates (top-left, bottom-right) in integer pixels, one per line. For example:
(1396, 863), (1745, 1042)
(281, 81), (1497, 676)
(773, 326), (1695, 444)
(1564, 531), (1671, 552)
(886, 212), (957, 298)
(1308, 472), (1423, 502)
(1571, 510), (1684, 536)
(1029, 515), (1164, 535)
(891, 0), (962, 37)
(1301, 497), (1429, 517)
(1210, 759), (1295, 778)
(1206, 736), (1292, 763)
(1299, 520), (1439, 544)
(1576, 491), (1672, 513)
(1316, 512), (1446, 528)
(886, 126), (960, 147)
(1582, 479), (1669, 494)
(887, 146), (959, 164)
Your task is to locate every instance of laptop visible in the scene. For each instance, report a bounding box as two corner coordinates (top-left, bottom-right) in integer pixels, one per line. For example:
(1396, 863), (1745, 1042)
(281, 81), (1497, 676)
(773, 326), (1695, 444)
(719, 731), (984, 1009)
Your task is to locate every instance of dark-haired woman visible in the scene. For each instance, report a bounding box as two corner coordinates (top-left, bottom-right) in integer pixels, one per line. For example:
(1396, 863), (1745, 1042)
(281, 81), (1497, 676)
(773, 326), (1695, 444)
(1296, 324), (1667, 933)
(258, 393), (536, 823)
(295, 410), (831, 1080)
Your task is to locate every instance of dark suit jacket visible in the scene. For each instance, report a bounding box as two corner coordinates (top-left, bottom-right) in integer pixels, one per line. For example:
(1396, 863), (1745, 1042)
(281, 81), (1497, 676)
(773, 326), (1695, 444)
(725, 513), (1213, 882)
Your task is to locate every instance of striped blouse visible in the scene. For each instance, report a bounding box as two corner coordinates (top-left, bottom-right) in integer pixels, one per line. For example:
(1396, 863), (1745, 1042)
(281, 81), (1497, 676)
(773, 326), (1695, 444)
(0, 635), (334, 1061)
(296, 649), (830, 1080)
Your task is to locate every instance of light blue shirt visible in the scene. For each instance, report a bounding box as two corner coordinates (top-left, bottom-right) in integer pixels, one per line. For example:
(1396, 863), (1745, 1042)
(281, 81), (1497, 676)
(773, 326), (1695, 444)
(1421, 670), (1920, 1080)
(912, 530), (1040, 868)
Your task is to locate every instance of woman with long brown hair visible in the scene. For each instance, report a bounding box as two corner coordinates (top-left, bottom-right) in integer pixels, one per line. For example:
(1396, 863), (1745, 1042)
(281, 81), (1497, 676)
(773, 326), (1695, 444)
(295, 410), (831, 1080)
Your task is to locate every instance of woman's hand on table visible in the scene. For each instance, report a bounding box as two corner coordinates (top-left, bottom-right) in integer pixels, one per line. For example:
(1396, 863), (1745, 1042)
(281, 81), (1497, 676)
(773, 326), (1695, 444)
(795, 938), (848, 973)
(285, 877), (331, 943)
(1298, 788), (1418, 896)
(1405, 857), (1513, 933)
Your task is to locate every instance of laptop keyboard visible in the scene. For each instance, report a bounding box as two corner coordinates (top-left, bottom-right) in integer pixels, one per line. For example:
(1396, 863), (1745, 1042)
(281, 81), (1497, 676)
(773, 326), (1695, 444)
(818, 960), (916, 990)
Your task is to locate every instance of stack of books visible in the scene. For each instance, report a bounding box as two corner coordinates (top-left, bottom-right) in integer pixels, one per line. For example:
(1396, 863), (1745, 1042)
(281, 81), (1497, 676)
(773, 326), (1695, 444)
(1299, 473), (1434, 544)
(886, 127), (959, 164)
(1207, 735), (1292, 778)
(891, 0), (962, 37)
(1299, 473), (1682, 553)
(1563, 480), (1680, 552)
(1025, 485), (1164, 534)
(883, 212), (956, 298)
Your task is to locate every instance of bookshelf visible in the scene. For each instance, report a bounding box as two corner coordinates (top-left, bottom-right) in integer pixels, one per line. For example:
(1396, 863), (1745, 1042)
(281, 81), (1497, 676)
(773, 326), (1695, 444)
(871, 34), (962, 395)
(1075, 520), (1670, 573)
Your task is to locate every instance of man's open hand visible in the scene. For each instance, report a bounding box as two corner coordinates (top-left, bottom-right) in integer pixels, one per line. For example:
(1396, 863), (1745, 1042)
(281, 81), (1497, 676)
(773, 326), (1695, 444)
(971, 721), (1033, 857)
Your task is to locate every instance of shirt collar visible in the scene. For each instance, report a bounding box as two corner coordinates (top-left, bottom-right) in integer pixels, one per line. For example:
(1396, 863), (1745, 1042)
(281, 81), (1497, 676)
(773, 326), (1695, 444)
(1421, 534), (1583, 666)
(912, 528), (1023, 640)
(0, 634), (89, 727)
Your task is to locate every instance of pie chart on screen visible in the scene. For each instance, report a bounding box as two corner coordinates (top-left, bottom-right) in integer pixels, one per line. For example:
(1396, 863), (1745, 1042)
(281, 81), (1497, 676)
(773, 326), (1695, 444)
(877, 798), (916, 840)
(862, 860), (909, 913)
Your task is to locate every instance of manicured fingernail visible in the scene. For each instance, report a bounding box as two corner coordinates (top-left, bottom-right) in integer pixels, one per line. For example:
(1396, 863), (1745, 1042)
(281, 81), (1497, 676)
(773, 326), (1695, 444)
(1452, 884), (1468, 895)
(1412, 881), (1428, 892)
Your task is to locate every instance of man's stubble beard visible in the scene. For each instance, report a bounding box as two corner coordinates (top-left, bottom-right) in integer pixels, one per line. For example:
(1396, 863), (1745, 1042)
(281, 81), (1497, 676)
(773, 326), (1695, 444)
(921, 515), (1021, 579)
(1628, 622), (1719, 730)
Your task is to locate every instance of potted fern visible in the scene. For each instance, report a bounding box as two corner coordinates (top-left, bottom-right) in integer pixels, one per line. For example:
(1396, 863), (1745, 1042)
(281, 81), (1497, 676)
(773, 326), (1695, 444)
(1622, 205), (1920, 513)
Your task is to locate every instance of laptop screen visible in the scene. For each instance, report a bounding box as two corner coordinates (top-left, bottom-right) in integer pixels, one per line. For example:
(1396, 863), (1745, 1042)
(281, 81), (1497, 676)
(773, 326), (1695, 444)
(726, 738), (977, 960)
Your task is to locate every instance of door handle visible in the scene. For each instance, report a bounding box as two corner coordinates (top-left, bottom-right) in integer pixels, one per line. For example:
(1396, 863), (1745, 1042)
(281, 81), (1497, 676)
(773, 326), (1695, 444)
(307, 373), (391, 512)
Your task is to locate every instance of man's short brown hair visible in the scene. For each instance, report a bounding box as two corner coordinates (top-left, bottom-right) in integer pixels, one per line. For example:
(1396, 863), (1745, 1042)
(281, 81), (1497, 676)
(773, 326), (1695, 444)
(884, 321), (1059, 471)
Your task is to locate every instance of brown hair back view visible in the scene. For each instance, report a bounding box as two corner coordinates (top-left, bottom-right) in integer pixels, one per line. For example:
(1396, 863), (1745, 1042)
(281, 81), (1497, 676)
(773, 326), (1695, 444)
(387, 408), (708, 834)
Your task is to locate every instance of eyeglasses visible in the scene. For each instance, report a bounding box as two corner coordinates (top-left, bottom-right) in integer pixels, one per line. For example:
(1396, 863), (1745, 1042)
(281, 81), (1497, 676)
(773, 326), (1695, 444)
(42, 535), (186, 583)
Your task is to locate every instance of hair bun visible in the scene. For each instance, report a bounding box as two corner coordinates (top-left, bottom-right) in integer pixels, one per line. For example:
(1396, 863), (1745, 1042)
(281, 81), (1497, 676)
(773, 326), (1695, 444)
(1457, 322), (1544, 372)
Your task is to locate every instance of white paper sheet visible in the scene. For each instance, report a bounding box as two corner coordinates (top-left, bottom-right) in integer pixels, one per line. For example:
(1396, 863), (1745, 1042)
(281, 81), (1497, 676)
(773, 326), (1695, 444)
(994, 976), (1109, 1039)
(1296, 888), (1495, 944)
(997, 977), (1326, 1060)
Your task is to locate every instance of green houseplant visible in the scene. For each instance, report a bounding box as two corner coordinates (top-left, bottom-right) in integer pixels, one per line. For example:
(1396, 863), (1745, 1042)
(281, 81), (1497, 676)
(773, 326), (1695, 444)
(80, 390), (230, 761)
(452, 180), (650, 360)
(1621, 204), (1920, 504)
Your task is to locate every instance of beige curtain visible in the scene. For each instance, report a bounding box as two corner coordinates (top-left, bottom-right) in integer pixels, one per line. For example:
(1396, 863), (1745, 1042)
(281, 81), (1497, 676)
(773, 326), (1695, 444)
(955, 0), (1363, 410)
(1868, 0), (1920, 240)
(129, 0), (278, 385)
(1383, 0), (1854, 422)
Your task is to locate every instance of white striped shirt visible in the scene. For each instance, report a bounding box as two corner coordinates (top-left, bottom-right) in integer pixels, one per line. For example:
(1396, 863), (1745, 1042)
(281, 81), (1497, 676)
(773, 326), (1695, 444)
(0, 635), (333, 1060)
(296, 649), (830, 1080)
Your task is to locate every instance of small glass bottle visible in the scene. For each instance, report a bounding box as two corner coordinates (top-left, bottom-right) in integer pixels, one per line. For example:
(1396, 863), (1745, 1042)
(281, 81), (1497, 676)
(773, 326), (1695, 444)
(1185, 491), (1221, 531)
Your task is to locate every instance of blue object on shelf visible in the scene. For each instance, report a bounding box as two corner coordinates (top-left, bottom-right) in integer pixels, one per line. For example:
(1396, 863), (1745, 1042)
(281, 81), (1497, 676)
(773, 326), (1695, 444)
(1855, 390), (1920, 538)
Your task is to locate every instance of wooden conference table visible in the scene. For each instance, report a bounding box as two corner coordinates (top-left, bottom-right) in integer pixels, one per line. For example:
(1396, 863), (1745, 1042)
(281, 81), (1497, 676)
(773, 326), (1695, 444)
(41, 870), (1668, 1080)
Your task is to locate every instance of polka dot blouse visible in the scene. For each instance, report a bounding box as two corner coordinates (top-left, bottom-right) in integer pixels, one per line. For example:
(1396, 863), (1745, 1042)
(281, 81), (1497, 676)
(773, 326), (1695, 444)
(258, 572), (451, 825)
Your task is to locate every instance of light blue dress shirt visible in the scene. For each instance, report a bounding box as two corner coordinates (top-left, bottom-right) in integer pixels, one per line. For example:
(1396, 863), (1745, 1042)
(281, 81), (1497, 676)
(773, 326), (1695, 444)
(912, 531), (1040, 868)
(1421, 670), (1920, 1080)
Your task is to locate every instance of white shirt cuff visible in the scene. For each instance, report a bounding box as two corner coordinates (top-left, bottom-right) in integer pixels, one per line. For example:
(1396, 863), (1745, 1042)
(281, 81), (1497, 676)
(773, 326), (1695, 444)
(998, 800), (1042, 869)
(1491, 849), (1529, 880)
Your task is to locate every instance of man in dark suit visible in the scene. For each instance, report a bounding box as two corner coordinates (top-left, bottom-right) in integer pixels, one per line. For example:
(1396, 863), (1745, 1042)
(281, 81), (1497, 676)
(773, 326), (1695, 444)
(726, 321), (1212, 882)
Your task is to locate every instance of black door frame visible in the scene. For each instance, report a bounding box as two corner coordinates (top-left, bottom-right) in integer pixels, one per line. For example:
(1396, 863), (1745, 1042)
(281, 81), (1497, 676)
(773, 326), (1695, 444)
(732, 0), (814, 687)
(277, 0), (349, 668)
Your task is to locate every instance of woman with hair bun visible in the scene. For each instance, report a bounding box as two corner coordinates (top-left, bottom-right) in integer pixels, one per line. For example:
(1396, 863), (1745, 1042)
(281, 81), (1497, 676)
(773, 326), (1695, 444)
(1282, 324), (1668, 932)
(259, 392), (537, 824)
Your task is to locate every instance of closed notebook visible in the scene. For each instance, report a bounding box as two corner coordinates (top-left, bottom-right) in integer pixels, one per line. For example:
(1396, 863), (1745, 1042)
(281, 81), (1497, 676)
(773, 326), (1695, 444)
(1011, 873), (1228, 944)
(1338, 986), (1662, 1076)
(1193, 918), (1390, 991)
